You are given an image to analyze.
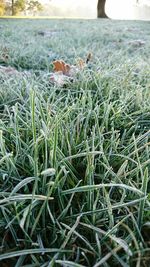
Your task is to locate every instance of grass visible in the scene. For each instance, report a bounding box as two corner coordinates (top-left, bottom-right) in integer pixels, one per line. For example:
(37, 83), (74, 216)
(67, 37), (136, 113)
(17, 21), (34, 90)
(0, 18), (150, 266)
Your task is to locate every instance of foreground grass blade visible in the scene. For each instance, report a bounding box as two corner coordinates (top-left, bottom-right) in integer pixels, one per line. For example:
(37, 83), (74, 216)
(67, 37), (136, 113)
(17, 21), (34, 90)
(138, 168), (149, 229)
(55, 261), (86, 267)
(61, 183), (143, 195)
(0, 249), (71, 261)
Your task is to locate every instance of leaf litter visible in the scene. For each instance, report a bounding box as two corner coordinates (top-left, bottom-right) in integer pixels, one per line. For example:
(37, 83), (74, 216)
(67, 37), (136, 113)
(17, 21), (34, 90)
(50, 53), (92, 86)
(128, 39), (146, 47)
(0, 53), (92, 87)
(37, 30), (63, 38)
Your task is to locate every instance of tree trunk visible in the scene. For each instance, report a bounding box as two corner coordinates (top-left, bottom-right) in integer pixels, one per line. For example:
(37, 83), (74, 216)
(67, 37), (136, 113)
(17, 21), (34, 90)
(97, 0), (108, 18)
(12, 0), (15, 15)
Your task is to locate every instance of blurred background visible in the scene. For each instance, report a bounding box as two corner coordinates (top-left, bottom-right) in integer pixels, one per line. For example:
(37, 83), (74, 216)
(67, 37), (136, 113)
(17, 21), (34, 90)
(0, 0), (150, 19)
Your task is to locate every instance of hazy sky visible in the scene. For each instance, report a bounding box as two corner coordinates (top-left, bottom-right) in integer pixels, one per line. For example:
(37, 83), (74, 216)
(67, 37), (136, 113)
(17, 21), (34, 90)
(39, 0), (150, 19)
(40, 0), (150, 6)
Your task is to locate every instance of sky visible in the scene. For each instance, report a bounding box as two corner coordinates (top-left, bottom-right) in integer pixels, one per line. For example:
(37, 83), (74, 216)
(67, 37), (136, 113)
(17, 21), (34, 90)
(39, 0), (150, 20)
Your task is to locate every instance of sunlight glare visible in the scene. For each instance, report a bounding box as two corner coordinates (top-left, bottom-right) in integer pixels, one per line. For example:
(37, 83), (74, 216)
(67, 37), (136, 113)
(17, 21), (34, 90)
(40, 0), (150, 20)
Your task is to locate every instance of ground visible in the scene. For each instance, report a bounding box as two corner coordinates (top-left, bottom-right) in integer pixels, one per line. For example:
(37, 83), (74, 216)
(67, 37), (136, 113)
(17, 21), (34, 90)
(0, 18), (150, 267)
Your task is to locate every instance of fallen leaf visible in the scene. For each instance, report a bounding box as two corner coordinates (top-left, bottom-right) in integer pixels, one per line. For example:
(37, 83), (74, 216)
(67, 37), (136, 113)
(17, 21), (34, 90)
(0, 66), (18, 74)
(0, 47), (9, 62)
(76, 53), (92, 69)
(37, 30), (62, 38)
(53, 60), (71, 76)
(0, 66), (31, 78)
(86, 53), (92, 64)
(51, 53), (92, 86)
(50, 72), (70, 87)
(77, 58), (85, 69)
(128, 40), (146, 47)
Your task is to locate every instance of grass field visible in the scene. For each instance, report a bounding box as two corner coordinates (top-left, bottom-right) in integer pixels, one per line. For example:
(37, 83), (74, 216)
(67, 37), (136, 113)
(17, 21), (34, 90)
(0, 18), (150, 267)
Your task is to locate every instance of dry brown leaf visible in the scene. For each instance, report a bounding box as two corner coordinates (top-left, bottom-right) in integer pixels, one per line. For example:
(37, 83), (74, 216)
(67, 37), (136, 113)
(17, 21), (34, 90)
(0, 47), (9, 62)
(0, 66), (18, 74)
(86, 53), (92, 63)
(76, 53), (92, 69)
(50, 72), (70, 86)
(51, 53), (92, 86)
(38, 30), (61, 38)
(53, 60), (71, 75)
(77, 58), (85, 69)
(128, 40), (146, 47)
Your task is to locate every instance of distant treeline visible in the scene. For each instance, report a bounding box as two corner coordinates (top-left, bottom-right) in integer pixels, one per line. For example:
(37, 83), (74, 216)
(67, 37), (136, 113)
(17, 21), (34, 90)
(0, 0), (96, 17)
(0, 0), (43, 16)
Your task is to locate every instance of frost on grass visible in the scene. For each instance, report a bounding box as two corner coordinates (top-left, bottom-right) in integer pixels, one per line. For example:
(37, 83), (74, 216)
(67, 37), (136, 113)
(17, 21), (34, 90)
(0, 19), (150, 267)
